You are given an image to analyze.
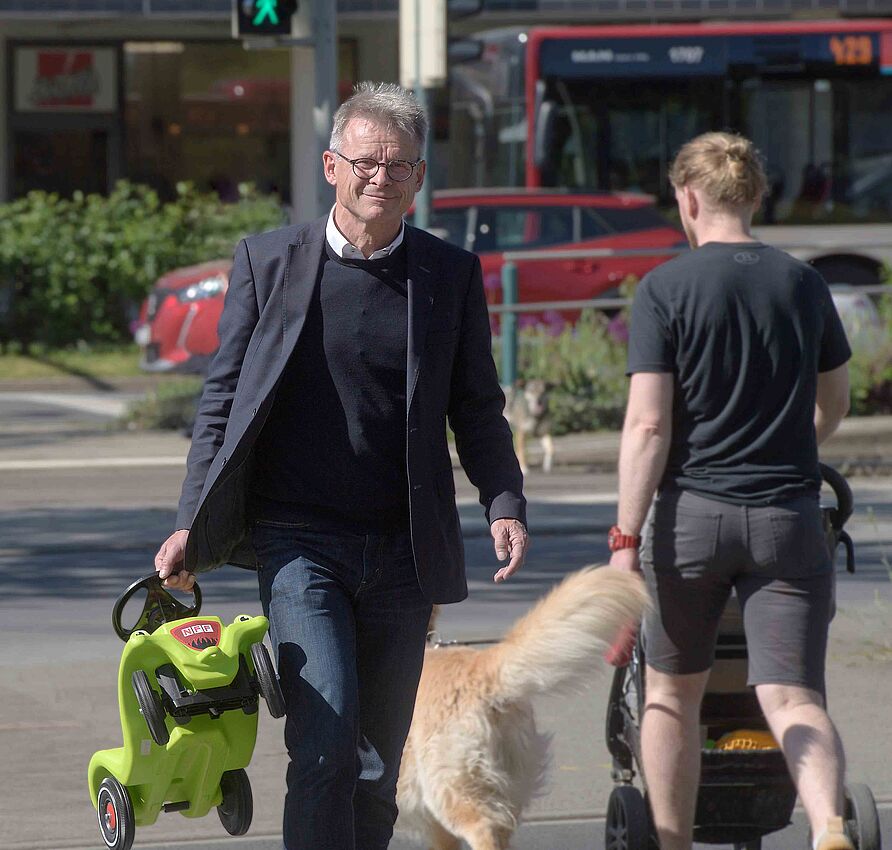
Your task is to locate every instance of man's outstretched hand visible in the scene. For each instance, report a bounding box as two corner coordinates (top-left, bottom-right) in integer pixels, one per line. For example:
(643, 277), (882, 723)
(154, 529), (196, 592)
(491, 518), (529, 583)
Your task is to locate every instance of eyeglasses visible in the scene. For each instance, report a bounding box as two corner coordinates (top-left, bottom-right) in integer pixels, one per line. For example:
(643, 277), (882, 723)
(332, 149), (421, 183)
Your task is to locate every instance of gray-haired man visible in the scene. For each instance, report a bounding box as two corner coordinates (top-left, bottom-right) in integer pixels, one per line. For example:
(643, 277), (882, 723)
(153, 82), (529, 849)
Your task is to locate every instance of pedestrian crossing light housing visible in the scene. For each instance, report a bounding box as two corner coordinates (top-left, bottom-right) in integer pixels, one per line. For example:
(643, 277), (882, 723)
(233, 0), (298, 38)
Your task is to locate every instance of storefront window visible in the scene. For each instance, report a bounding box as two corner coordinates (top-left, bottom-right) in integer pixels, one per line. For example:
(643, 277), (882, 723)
(124, 41), (291, 202)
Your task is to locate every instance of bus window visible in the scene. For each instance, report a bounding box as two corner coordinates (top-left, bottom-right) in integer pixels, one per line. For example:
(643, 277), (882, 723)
(742, 79), (833, 223)
(834, 79), (892, 221)
(542, 79), (723, 200)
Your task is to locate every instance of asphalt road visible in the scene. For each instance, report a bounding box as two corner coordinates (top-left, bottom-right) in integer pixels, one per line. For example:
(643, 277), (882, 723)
(1, 393), (891, 850)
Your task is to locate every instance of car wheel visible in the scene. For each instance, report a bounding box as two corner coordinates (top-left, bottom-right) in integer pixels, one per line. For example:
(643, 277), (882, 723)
(250, 642), (285, 718)
(97, 777), (135, 850)
(217, 768), (253, 836)
(131, 669), (169, 746)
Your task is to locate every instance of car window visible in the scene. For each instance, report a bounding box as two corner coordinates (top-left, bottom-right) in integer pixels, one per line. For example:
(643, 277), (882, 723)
(425, 208), (470, 250)
(595, 205), (672, 233)
(578, 208), (610, 240)
(483, 206), (576, 251)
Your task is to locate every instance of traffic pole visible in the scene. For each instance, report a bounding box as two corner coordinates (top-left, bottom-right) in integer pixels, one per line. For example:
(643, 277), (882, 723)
(500, 261), (518, 387)
(312, 0), (337, 217)
(413, 0), (431, 231)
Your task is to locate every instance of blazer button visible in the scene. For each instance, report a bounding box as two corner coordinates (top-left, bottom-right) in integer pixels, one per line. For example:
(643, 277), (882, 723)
(409, 427), (418, 434)
(413, 484), (422, 491)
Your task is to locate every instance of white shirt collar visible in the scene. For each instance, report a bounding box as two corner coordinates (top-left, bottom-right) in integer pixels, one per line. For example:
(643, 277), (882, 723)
(326, 206), (405, 260)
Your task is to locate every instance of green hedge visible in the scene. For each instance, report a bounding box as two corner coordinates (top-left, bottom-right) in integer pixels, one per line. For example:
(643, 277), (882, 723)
(495, 309), (630, 434)
(0, 182), (285, 350)
(848, 290), (892, 415)
(503, 286), (892, 434)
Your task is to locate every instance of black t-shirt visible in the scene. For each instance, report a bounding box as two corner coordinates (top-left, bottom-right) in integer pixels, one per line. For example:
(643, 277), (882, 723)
(627, 241), (851, 505)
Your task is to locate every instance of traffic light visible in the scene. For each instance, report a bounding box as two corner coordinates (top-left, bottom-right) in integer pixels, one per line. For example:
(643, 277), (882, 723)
(233, 0), (298, 39)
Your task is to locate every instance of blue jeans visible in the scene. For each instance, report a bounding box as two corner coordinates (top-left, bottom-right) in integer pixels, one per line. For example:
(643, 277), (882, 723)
(252, 522), (432, 850)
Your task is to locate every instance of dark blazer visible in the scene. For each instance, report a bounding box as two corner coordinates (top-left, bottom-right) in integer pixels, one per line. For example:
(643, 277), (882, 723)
(177, 216), (525, 603)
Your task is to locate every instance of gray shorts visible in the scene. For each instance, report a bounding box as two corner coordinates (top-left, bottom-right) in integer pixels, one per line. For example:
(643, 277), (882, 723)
(641, 489), (834, 692)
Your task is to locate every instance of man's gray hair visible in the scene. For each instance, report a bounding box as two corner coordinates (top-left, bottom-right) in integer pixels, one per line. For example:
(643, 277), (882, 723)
(329, 81), (428, 155)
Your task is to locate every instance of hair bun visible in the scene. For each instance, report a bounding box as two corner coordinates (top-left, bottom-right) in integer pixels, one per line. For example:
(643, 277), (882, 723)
(726, 143), (747, 163)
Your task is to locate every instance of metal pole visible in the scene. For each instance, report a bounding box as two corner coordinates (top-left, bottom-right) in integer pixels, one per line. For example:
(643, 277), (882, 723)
(290, 46), (316, 224)
(414, 86), (432, 230)
(313, 0), (337, 217)
(500, 261), (518, 386)
(413, 0), (431, 231)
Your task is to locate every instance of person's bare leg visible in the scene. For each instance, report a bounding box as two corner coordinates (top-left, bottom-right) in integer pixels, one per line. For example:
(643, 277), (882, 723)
(756, 683), (849, 846)
(641, 666), (711, 850)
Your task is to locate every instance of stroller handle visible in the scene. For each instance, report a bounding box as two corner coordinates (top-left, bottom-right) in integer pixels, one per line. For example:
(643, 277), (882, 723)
(819, 462), (853, 530)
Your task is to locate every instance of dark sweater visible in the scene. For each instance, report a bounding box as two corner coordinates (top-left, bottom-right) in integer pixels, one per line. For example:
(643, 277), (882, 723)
(248, 241), (410, 530)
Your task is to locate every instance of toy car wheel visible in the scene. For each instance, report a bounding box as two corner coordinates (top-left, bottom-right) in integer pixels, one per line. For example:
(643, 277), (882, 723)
(845, 783), (881, 850)
(97, 777), (134, 850)
(217, 768), (253, 835)
(132, 669), (169, 746)
(605, 785), (650, 850)
(251, 642), (285, 718)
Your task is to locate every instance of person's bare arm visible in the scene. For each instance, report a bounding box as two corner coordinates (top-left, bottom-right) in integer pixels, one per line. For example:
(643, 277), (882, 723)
(610, 372), (674, 574)
(815, 363), (850, 446)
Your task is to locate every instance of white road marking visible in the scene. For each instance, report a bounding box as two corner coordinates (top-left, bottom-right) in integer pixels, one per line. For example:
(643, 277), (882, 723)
(0, 457), (186, 471)
(0, 391), (133, 417)
(458, 492), (619, 505)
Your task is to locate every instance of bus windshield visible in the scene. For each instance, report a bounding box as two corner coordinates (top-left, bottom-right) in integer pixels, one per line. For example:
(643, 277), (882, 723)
(449, 23), (892, 226)
(540, 74), (892, 225)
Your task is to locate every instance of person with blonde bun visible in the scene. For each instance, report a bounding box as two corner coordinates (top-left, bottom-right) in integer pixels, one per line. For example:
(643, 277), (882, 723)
(607, 132), (853, 850)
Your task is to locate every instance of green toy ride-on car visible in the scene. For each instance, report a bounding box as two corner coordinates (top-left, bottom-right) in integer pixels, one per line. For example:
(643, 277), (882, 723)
(87, 574), (285, 850)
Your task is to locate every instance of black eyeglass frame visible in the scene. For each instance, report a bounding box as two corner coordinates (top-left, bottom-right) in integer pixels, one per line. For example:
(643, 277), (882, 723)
(331, 149), (422, 182)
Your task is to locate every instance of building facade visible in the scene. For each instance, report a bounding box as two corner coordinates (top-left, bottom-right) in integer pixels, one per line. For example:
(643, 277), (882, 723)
(4, 0), (890, 203)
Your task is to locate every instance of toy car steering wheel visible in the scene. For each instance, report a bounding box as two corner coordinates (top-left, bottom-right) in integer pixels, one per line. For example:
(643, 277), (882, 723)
(112, 573), (202, 642)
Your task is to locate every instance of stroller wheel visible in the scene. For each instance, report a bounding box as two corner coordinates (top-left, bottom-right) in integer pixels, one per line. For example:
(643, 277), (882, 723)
(217, 768), (253, 835)
(96, 777), (134, 850)
(251, 642), (286, 718)
(845, 783), (881, 850)
(605, 786), (650, 850)
(132, 669), (169, 746)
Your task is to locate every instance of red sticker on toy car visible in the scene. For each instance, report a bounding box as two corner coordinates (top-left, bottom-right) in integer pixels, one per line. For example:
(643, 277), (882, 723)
(170, 620), (221, 650)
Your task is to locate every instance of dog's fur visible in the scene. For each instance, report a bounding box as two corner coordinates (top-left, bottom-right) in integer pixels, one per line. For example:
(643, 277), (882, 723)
(504, 379), (554, 474)
(396, 566), (649, 850)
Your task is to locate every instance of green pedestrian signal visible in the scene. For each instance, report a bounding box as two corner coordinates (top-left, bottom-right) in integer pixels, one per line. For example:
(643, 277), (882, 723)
(253, 0), (279, 25)
(233, 0), (297, 38)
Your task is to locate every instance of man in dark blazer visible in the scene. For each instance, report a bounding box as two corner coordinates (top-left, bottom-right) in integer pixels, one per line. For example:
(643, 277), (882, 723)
(154, 81), (529, 850)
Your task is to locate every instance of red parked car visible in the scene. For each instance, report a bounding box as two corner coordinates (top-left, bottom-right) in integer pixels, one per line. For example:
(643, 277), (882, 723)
(422, 188), (685, 330)
(134, 189), (684, 372)
(134, 260), (230, 372)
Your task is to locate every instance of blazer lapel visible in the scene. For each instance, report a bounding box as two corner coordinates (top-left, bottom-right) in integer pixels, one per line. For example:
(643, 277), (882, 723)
(406, 225), (438, 411)
(280, 219), (326, 362)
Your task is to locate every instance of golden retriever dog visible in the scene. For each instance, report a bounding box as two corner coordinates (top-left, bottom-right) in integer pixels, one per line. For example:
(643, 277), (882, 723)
(396, 566), (649, 850)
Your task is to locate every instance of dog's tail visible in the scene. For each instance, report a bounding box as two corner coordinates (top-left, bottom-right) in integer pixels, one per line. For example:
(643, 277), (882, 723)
(486, 566), (649, 704)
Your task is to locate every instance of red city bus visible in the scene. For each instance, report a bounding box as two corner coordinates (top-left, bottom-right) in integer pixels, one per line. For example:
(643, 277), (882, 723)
(449, 19), (892, 284)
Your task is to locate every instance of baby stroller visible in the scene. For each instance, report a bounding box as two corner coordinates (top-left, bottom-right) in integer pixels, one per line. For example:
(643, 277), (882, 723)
(604, 463), (881, 850)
